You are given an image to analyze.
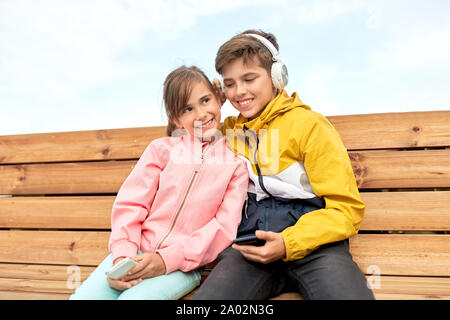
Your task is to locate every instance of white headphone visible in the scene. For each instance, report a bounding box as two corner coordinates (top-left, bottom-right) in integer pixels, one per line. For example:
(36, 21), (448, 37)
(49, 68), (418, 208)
(246, 33), (289, 89)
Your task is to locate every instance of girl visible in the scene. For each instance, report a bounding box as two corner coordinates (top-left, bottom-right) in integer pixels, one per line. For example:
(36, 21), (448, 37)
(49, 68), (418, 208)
(70, 66), (248, 300)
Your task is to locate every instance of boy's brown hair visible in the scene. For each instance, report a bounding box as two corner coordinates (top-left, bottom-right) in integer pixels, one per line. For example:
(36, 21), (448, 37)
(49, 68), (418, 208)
(215, 29), (280, 75)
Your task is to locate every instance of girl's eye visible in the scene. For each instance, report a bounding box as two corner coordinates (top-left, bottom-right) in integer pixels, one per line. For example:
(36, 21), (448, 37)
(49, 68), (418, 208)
(245, 78), (255, 82)
(224, 82), (234, 88)
(183, 107), (193, 113)
(201, 97), (210, 104)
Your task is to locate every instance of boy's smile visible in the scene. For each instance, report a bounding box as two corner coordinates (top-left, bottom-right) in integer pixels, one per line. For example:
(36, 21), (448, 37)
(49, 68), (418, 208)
(222, 57), (277, 119)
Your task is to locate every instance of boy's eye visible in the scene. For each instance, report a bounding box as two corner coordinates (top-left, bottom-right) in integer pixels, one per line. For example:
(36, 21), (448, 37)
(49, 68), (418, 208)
(245, 78), (255, 82)
(224, 82), (234, 88)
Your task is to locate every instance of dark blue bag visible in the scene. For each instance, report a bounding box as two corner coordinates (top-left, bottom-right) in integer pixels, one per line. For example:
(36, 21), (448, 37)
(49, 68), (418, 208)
(237, 192), (325, 237)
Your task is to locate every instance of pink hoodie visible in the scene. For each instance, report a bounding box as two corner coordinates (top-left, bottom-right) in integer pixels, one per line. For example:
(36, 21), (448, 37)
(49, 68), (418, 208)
(108, 134), (248, 274)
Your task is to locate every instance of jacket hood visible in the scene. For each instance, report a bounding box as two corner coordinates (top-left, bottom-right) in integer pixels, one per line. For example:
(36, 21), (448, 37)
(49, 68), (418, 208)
(234, 89), (311, 131)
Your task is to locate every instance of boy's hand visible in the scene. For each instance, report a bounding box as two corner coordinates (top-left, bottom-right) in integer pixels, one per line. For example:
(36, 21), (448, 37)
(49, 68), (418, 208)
(212, 78), (227, 106)
(232, 230), (286, 264)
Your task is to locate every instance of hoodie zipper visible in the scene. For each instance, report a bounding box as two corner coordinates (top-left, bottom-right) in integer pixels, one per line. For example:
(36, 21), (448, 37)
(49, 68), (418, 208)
(156, 169), (198, 250)
(156, 143), (210, 250)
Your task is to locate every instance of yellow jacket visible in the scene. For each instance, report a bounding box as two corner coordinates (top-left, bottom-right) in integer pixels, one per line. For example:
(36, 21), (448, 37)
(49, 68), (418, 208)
(222, 89), (365, 261)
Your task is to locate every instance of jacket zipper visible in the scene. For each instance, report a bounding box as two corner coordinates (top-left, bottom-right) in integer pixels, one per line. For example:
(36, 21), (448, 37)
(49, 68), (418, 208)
(244, 196), (249, 219)
(156, 169), (198, 250)
(156, 143), (210, 250)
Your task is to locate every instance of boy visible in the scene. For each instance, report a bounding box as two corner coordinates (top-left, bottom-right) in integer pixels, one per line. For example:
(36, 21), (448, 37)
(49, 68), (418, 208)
(193, 30), (374, 300)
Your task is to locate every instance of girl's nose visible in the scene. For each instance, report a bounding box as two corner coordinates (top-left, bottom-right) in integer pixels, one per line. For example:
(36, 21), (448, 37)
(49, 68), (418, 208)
(196, 107), (207, 120)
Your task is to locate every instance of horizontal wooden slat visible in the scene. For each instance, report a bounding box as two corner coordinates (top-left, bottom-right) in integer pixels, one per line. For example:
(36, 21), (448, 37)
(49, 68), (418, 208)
(1, 149), (449, 196)
(1, 192), (449, 231)
(0, 263), (95, 281)
(0, 126), (165, 164)
(1, 231), (448, 278)
(369, 275), (450, 300)
(350, 234), (450, 277)
(329, 110), (450, 150)
(350, 149), (450, 189)
(0, 230), (109, 266)
(0, 264), (448, 300)
(0, 161), (134, 195)
(0, 278), (74, 294)
(1, 111), (449, 165)
(0, 196), (113, 229)
(0, 290), (69, 300)
(359, 191), (450, 231)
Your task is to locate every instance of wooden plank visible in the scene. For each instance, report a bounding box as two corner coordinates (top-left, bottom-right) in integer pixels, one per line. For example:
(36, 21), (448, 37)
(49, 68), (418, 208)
(0, 290), (69, 300)
(0, 126), (165, 164)
(0, 161), (134, 195)
(328, 110), (450, 150)
(369, 275), (450, 300)
(0, 196), (113, 229)
(1, 231), (449, 278)
(1, 149), (449, 196)
(350, 149), (450, 189)
(0, 278), (74, 294)
(0, 230), (110, 266)
(360, 191), (450, 231)
(0, 263), (95, 281)
(374, 293), (450, 300)
(1, 111), (448, 165)
(185, 275), (450, 300)
(1, 192), (448, 231)
(1, 274), (448, 300)
(350, 234), (450, 277)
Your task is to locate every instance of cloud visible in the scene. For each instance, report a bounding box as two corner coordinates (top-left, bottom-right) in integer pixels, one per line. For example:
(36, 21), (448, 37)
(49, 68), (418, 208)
(0, 0), (270, 99)
(294, 0), (364, 24)
(369, 27), (450, 70)
(291, 65), (340, 116)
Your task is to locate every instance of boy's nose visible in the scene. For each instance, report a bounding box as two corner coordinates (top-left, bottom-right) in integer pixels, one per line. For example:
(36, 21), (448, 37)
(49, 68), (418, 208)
(236, 82), (247, 96)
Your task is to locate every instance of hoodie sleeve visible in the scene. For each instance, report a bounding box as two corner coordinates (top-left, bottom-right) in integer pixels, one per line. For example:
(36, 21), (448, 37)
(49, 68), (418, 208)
(281, 112), (365, 261)
(108, 141), (165, 260)
(156, 160), (249, 274)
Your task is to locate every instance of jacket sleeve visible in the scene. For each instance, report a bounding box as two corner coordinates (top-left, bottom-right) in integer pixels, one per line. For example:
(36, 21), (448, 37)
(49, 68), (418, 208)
(281, 113), (365, 261)
(108, 141), (164, 260)
(156, 160), (249, 274)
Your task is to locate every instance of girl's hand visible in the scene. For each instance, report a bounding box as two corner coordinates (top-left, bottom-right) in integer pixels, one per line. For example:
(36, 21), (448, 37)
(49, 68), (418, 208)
(212, 78), (226, 106)
(232, 230), (286, 264)
(107, 276), (142, 291)
(121, 252), (167, 282)
(107, 257), (142, 291)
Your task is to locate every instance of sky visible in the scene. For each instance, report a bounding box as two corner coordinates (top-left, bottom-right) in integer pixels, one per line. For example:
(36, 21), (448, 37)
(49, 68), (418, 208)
(1, 0), (449, 136)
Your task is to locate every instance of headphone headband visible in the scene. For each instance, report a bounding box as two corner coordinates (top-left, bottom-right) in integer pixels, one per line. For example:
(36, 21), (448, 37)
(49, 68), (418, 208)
(245, 33), (288, 89)
(246, 33), (281, 61)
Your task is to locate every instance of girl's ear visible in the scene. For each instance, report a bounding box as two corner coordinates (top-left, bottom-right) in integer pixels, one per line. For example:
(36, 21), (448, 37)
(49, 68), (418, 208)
(172, 118), (183, 129)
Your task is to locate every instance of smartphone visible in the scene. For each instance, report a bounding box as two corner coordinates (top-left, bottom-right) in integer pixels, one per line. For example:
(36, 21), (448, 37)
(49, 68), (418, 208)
(233, 234), (265, 246)
(106, 257), (138, 279)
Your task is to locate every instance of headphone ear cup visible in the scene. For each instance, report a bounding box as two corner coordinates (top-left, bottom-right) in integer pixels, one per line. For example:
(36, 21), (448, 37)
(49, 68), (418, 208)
(271, 61), (289, 89)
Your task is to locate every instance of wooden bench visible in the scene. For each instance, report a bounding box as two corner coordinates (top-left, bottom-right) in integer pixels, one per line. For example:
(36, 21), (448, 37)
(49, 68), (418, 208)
(0, 110), (449, 300)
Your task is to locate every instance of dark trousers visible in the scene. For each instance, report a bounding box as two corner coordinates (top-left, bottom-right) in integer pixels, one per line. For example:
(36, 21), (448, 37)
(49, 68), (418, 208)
(193, 240), (375, 300)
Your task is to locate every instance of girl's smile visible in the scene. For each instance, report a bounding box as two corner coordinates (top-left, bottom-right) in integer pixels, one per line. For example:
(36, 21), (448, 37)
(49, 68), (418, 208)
(174, 80), (221, 141)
